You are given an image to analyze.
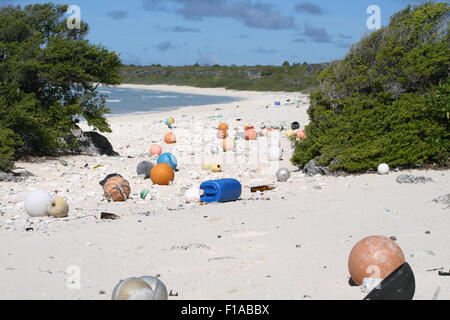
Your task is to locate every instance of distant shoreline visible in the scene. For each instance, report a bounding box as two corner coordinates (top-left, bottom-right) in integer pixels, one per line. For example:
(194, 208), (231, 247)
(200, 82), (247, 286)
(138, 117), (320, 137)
(96, 84), (249, 118)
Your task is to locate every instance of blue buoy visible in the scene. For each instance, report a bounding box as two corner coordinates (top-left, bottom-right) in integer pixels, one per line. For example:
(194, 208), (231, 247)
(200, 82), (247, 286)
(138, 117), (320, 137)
(157, 153), (178, 170)
(200, 179), (242, 203)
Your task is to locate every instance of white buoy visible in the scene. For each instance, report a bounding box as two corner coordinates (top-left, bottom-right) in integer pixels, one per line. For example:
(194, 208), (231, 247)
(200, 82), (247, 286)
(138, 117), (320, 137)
(184, 188), (204, 203)
(24, 189), (52, 217)
(377, 163), (390, 175)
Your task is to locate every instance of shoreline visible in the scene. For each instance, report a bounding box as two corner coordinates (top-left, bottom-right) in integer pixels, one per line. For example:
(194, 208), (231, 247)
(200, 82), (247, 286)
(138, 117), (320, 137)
(100, 84), (250, 119)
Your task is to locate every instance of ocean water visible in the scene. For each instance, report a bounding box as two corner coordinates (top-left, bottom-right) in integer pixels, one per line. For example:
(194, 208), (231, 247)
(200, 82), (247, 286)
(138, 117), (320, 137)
(98, 86), (242, 115)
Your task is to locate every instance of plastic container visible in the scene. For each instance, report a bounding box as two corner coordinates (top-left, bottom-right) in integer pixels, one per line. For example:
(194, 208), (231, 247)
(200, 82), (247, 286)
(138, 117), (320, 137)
(200, 179), (242, 203)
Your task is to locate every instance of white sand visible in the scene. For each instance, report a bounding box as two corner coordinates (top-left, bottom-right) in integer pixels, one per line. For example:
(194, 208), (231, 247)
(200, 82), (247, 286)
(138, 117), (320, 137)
(0, 84), (448, 300)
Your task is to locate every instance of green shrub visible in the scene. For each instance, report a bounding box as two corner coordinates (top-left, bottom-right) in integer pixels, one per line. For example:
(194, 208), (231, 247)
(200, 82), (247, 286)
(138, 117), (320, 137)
(292, 1), (449, 173)
(0, 3), (121, 171)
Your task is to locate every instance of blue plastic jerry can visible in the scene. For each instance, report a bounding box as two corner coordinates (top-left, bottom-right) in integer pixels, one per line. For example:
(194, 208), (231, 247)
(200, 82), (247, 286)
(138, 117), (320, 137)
(200, 179), (242, 203)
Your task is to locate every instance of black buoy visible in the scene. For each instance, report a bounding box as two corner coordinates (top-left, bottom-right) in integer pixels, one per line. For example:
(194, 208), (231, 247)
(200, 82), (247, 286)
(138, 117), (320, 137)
(291, 121), (300, 130)
(363, 262), (415, 300)
(136, 161), (154, 179)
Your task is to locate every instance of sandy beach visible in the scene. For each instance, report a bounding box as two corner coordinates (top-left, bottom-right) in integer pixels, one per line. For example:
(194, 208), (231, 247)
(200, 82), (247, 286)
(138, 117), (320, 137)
(0, 84), (448, 300)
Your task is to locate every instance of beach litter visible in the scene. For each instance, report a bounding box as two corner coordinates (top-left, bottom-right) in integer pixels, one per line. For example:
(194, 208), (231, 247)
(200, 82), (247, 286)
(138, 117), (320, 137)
(348, 235), (415, 300)
(140, 189), (150, 199)
(200, 179), (242, 203)
(276, 168), (291, 182)
(184, 188), (204, 203)
(59, 160), (68, 166)
(102, 175), (131, 202)
(150, 163), (175, 185)
(291, 121), (300, 130)
(24, 189), (52, 217)
(251, 185), (275, 193)
(47, 197), (69, 218)
(149, 144), (162, 156)
(377, 163), (390, 175)
(112, 276), (168, 300)
(136, 161), (154, 179)
(100, 212), (119, 220)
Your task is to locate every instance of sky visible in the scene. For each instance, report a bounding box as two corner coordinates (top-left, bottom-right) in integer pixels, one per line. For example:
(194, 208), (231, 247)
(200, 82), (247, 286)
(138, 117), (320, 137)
(1, 0), (431, 66)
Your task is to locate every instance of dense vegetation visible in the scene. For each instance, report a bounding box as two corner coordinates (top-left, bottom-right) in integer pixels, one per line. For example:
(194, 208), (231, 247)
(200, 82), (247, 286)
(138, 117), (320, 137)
(120, 62), (327, 92)
(0, 3), (121, 171)
(292, 2), (449, 173)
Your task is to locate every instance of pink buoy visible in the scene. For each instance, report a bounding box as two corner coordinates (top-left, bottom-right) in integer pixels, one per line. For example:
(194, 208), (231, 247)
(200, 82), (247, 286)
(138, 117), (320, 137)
(150, 144), (162, 156)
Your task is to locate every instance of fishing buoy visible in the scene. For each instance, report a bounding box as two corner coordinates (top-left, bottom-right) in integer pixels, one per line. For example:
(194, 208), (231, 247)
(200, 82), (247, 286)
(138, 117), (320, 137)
(139, 276), (168, 300)
(111, 277), (154, 300)
(296, 130), (306, 140)
(150, 163), (174, 186)
(267, 146), (283, 161)
(47, 196), (69, 218)
(165, 117), (175, 127)
(245, 127), (258, 141)
(377, 163), (389, 175)
(218, 123), (228, 131)
(348, 235), (405, 286)
(184, 188), (204, 203)
(136, 161), (154, 178)
(222, 137), (235, 152)
(217, 130), (228, 139)
(164, 132), (176, 144)
(103, 176), (131, 202)
(149, 144), (162, 156)
(291, 121), (300, 130)
(285, 129), (294, 137)
(276, 168), (291, 182)
(24, 189), (51, 217)
(157, 153), (177, 170)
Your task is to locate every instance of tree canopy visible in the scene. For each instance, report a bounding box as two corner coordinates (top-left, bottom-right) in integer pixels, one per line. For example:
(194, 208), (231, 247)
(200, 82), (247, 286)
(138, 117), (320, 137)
(0, 3), (121, 171)
(292, 1), (449, 173)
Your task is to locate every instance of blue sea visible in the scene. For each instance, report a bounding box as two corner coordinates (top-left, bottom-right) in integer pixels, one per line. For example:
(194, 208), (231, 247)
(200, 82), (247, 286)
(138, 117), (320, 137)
(98, 86), (242, 115)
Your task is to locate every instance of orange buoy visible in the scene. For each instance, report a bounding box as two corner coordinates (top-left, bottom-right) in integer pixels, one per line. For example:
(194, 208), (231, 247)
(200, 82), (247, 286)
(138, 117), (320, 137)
(164, 132), (176, 144)
(217, 130), (228, 139)
(296, 130), (306, 140)
(218, 123), (228, 131)
(103, 176), (131, 202)
(150, 144), (162, 156)
(348, 235), (405, 286)
(150, 163), (175, 185)
(245, 127), (258, 140)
